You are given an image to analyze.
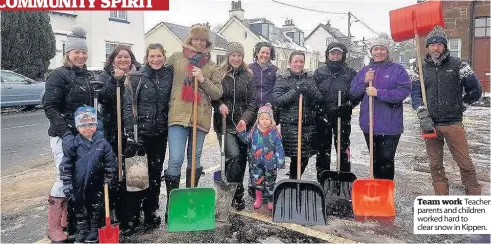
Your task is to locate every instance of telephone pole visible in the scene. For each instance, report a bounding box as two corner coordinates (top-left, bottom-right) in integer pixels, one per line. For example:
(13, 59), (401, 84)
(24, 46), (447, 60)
(347, 11), (351, 60)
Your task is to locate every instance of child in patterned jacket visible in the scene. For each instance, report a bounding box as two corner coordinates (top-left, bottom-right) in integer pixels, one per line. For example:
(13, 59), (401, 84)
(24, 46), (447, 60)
(238, 103), (285, 210)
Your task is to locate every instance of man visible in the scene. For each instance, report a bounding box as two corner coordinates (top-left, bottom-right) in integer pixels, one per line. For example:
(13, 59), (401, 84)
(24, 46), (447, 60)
(313, 42), (358, 184)
(411, 26), (483, 195)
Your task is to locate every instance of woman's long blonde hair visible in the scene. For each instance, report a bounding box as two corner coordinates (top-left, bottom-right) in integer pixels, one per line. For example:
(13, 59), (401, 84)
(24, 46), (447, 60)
(219, 56), (252, 79)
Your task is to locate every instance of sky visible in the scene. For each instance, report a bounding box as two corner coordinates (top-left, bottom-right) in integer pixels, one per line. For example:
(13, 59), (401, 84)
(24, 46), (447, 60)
(144, 0), (417, 42)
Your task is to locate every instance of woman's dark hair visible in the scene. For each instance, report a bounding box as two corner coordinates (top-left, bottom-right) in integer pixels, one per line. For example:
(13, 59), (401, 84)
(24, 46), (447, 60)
(103, 44), (141, 73)
(253, 42), (276, 61)
(144, 43), (166, 63)
(288, 50), (305, 63)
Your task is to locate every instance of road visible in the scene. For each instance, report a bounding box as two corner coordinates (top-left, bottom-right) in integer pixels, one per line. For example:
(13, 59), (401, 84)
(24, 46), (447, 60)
(1, 105), (490, 243)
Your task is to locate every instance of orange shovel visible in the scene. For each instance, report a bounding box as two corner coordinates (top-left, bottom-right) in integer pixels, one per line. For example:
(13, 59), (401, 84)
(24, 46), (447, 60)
(351, 81), (395, 218)
(98, 183), (119, 243)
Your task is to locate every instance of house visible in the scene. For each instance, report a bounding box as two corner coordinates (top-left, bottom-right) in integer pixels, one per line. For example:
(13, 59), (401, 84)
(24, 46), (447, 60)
(144, 22), (229, 64)
(48, 11), (145, 70)
(218, 0), (319, 71)
(416, 0), (490, 93)
(305, 21), (369, 70)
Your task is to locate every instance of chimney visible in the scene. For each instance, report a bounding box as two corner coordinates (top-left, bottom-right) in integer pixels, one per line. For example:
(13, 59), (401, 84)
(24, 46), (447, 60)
(283, 18), (294, 27)
(326, 20), (330, 27)
(229, 0), (244, 21)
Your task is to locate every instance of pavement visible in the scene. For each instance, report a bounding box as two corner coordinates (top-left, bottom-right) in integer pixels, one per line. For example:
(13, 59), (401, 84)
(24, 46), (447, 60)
(1, 104), (490, 243)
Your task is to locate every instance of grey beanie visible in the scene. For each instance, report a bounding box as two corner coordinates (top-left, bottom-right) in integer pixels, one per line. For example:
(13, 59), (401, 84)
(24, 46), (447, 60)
(425, 25), (448, 48)
(370, 32), (390, 52)
(65, 25), (88, 53)
(225, 42), (245, 58)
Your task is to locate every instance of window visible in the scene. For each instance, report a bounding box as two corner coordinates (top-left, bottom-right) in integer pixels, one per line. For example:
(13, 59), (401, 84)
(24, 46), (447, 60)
(293, 32), (300, 45)
(261, 24), (270, 39)
(326, 37), (335, 46)
(244, 32), (247, 38)
(105, 42), (132, 60)
(474, 17), (490, 37)
(216, 55), (226, 64)
(448, 38), (461, 58)
(2, 72), (27, 83)
(110, 11), (127, 21)
(62, 42), (66, 54)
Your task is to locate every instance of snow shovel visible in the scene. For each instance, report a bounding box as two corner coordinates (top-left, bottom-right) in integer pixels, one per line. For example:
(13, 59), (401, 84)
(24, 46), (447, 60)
(320, 91), (357, 216)
(390, 1), (445, 139)
(90, 80), (104, 111)
(167, 77), (216, 232)
(116, 81), (123, 182)
(98, 183), (119, 243)
(272, 94), (326, 226)
(213, 115), (238, 222)
(125, 80), (149, 192)
(351, 81), (395, 218)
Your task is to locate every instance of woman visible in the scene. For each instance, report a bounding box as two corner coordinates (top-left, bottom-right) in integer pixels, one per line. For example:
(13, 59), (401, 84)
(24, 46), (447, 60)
(122, 43), (173, 232)
(43, 25), (97, 243)
(247, 41), (278, 198)
(212, 42), (257, 211)
(272, 51), (322, 179)
(97, 44), (141, 227)
(163, 23), (222, 222)
(349, 33), (411, 180)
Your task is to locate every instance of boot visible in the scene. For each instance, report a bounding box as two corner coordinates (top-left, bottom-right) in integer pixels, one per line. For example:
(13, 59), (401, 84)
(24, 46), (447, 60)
(231, 183), (245, 211)
(253, 190), (263, 209)
(144, 211), (161, 229)
(60, 199), (68, 232)
(84, 212), (100, 243)
(186, 167), (203, 188)
(164, 171), (181, 224)
(121, 191), (142, 236)
(465, 185), (481, 195)
(247, 185), (256, 198)
(47, 196), (68, 243)
(74, 213), (89, 243)
(433, 181), (449, 195)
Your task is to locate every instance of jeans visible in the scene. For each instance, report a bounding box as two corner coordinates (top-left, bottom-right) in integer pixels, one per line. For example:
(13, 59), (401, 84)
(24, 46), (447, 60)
(166, 125), (206, 177)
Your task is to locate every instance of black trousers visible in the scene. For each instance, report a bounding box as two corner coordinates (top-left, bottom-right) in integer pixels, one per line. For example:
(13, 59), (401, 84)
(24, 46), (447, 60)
(289, 156), (309, 179)
(217, 132), (248, 199)
(315, 115), (352, 172)
(141, 133), (168, 213)
(363, 133), (401, 180)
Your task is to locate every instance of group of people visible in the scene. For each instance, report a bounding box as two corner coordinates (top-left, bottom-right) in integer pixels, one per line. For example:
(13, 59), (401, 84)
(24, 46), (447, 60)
(43, 24), (483, 243)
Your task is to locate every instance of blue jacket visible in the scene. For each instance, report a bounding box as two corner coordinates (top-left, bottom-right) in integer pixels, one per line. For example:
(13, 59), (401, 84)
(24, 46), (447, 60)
(60, 131), (117, 202)
(350, 60), (411, 135)
(249, 62), (278, 107)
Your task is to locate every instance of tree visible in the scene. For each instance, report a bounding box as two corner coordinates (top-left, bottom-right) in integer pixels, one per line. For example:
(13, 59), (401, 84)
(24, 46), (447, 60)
(1, 11), (56, 79)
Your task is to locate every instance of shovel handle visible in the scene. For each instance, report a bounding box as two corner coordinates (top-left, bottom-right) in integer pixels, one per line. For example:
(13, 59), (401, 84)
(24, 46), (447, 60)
(104, 183), (110, 219)
(116, 86), (123, 182)
(412, 11), (428, 107)
(369, 80), (374, 179)
(191, 77), (198, 188)
(221, 115), (226, 182)
(297, 94), (303, 180)
(337, 91), (341, 172)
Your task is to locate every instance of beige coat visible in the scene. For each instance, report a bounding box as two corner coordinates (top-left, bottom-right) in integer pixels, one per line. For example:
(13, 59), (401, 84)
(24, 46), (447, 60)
(166, 51), (222, 133)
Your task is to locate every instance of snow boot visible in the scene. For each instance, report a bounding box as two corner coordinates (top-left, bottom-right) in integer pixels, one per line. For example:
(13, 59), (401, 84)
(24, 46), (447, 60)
(267, 202), (273, 210)
(231, 183), (245, 211)
(253, 190), (263, 209)
(47, 196), (68, 243)
(74, 213), (89, 243)
(432, 181), (449, 195)
(465, 185), (481, 195)
(164, 171), (180, 224)
(84, 213), (100, 243)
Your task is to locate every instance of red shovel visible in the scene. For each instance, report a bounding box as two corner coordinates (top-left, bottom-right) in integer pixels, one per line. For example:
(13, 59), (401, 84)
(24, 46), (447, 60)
(389, 1), (445, 139)
(99, 183), (119, 243)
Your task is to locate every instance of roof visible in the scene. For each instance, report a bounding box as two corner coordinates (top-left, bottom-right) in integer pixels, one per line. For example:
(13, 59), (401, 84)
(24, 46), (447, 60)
(145, 22), (229, 50)
(306, 23), (367, 54)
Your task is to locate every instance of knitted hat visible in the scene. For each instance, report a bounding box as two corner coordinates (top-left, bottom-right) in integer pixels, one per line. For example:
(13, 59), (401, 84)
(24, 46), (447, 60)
(226, 42), (245, 58)
(370, 32), (390, 52)
(65, 25), (88, 53)
(254, 103), (276, 128)
(74, 106), (97, 128)
(425, 25), (448, 48)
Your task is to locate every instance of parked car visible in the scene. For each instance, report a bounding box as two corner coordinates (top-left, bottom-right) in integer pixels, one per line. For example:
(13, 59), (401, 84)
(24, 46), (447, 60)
(1, 70), (45, 108)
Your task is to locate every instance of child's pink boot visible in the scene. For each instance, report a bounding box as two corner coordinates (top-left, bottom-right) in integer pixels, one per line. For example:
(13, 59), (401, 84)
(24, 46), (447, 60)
(253, 190), (263, 209)
(267, 202), (273, 210)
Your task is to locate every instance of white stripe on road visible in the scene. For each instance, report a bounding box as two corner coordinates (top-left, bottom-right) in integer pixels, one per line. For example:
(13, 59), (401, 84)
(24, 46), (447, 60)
(3, 123), (37, 130)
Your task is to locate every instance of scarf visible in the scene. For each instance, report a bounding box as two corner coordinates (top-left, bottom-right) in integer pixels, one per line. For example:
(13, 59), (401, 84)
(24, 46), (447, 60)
(182, 46), (209, 102)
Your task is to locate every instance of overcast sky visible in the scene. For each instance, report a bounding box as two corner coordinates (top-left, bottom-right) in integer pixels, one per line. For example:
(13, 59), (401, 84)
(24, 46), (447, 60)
(144, 0), (417, 41)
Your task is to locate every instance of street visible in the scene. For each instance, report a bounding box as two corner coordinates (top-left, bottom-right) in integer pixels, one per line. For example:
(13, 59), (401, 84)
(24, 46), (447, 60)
(1, 104), (490, 243)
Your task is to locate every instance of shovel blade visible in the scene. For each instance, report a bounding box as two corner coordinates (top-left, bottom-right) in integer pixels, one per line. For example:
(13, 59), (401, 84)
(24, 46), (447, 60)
(351, 179), (395, 217)
(214, 181), (238, 222)
(98, 225), (119, 243)
(213, 170), (221, 182)
(272, 179), (326, 226)
(167, 188), (216, 232)
(320, 170), (357, 217)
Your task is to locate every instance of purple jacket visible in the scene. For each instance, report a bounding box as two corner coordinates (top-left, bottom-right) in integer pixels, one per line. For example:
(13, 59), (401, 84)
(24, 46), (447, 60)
(249, 62), (278, 107)
(349, 61), (411, 135)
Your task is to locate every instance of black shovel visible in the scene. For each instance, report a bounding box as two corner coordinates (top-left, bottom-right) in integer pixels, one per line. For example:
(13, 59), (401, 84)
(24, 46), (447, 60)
(319, 91), (357, 217)
(272, 94), (326, 226)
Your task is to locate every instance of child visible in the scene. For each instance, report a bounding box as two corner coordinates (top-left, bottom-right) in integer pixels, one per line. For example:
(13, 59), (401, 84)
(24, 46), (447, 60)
(238, 103), (285, 210)
(59, 106), (117, 243)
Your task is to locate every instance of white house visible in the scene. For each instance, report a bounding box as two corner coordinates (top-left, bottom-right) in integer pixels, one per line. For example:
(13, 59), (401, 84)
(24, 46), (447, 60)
(218, 1), (319, 71)
(48, 11), (145, 70)
(305, 21), (369, 70)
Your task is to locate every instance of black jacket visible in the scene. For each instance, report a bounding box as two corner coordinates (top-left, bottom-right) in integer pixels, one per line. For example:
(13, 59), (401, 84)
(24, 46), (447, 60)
(411, 50), (483, 125)
(212, 67), (258, 134)
(272, 69), (322, 158)
(123, 64), (173, 137)
(43, 65), (94, 137)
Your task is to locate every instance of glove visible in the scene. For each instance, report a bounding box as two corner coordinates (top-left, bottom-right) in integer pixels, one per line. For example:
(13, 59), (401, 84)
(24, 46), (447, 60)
(331, 102), (352, 118)
(297, 81), (310, 94)
(61, 132), (75, 156)
(124, 137), (145, 158)
(104, 175), (115, 189)
(417, 106), (435, 133)
(62, 184), (73, 199)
